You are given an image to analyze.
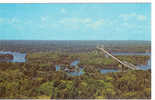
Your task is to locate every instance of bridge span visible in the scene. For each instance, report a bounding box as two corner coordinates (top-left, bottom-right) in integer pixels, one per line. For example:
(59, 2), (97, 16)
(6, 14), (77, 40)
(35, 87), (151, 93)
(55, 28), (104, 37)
(96, 45), (137, 70)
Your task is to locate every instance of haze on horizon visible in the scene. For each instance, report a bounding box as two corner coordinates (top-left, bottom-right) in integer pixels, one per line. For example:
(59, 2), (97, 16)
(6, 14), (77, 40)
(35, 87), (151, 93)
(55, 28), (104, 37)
(0, 3), (151, 40)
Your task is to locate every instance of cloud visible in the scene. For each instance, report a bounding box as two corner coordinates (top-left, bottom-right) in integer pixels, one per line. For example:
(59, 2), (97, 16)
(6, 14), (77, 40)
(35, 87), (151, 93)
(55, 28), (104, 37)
(41, 16), (49, 22)
(0, 18), (4, 23)
(137, 15), (146, 21)
(119, 13), (146, 21)
(59, 18), (91, 24)
(8, 17), (20, 24)
(0, 17), (21, 25)
(87, 19), (104, 30)
(60, 8), (66, 14)
(58, 18), (92, 30)
(0, 12), (149, 40)
(119, 13), (136, 21)
(59, 17), (105, 30)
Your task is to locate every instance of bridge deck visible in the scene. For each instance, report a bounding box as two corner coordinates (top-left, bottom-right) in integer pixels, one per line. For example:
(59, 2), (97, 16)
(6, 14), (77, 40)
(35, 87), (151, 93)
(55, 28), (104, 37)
(96, 47), (137, 70)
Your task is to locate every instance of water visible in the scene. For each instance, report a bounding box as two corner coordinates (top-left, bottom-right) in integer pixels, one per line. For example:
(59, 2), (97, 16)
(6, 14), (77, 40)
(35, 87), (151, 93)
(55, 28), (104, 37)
(68, 68), (84, 76)
(0, 51), (26, 62)
(100, 52), (151, 74)
(70, 60), (80, 67)
(137, 59), (151, 70)
(0, 51), (151, 75)
(111, 52), (151, 56)
(100, 69), (119, 74)
(55, 65), (61, 71)
(55, 52), (151, 75)
(55, 60), (84, 76)
(112, 52), (151, 70)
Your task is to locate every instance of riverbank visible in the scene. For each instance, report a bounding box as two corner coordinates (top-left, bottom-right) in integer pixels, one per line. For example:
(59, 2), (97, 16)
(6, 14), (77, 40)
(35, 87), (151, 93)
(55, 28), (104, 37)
(0, 51), (26, 62)
(0, 61), (151, 99)
(0, 50), (151, 99)
(27, 51), (150, 70)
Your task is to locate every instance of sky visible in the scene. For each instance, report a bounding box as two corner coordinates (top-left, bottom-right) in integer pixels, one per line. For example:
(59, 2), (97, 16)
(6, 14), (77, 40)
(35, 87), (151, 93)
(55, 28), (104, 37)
(0, 3), (151, 40)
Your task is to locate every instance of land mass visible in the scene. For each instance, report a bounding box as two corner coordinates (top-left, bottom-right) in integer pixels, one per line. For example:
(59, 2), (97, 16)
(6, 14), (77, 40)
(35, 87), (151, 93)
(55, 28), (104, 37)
(0, 40), (151, 99)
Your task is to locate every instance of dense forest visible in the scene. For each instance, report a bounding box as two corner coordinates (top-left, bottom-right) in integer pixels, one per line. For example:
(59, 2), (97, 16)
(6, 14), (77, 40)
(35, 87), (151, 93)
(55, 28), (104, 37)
(0, 50), (151, 99)
(0, 40), (151, 53)
(0, 62), (151, 99)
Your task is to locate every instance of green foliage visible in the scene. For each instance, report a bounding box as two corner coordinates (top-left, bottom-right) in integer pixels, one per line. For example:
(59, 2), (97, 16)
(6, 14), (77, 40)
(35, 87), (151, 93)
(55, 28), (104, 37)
(37, 81), (53, 96)
(0, 51), (151, 99)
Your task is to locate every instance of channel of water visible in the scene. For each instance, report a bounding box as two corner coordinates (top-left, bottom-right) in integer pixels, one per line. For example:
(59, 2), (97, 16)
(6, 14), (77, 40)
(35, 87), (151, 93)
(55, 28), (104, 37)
(0, 51), (151, 75)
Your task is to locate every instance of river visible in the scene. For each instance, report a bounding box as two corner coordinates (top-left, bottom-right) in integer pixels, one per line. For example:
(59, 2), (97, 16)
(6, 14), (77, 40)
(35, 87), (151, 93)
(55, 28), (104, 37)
(0, 51), (26, 62)
(100, 52), (151, 74)
(0, 51), (151, 75)
(56, 52), (151, 75)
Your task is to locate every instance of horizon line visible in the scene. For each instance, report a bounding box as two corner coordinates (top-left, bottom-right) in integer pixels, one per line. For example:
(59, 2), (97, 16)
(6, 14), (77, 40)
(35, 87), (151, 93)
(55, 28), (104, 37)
(0, 40), (151, 41)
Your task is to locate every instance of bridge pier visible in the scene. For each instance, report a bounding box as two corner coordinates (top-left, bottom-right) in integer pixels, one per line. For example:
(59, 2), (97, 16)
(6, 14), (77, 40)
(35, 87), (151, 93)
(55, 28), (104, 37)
(122, 65), (125, 72)
(96, 46), (137, 70)
(118, 64), (125, 72)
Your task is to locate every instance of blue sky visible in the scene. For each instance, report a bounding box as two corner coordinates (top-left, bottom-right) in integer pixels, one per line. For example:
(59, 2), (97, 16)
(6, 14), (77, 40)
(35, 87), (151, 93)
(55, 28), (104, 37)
(0, 3), (151, 40)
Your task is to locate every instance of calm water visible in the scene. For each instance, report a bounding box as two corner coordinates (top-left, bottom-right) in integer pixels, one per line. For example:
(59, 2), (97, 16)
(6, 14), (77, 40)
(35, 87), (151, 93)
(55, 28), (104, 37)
(68, 52), (151, 75)
(70, 60), (80, 67)
(111, 52), (151, 56)
(56, 53), (151, 75)
(100, 69), (119, 74)
(0, 51), (151, 75)
(112, 52), (151, 70)
(68, 68), (84, 76)
(0, 51), (26, 62)
(55, 65), (61, 71)
(100, 52), (151, 74)
(56, 60), (84, 76)
(137, 59), (151, 70)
